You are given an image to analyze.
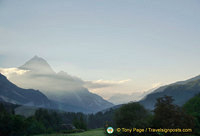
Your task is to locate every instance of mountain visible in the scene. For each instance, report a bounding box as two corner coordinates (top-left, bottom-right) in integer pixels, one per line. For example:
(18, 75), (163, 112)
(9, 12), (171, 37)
(0, 73), (54, 108)
(140, 76), (200, 110)
(19, 55), (55, 74)
(4, 56), (113, 112)
(150, 75), (200, 94)
(0, 73), (103, 113)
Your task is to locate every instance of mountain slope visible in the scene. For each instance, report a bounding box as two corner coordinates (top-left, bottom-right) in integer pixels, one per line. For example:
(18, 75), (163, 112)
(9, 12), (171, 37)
(152, 75), (200, 94)
(140, 78), (200, 110)
(0, 73), (96, 113)
(0, 73), (53, 108)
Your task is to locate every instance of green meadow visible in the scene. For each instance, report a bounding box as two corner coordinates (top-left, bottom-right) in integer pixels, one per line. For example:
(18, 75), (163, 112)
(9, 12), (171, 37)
(35, 129), (106, 136)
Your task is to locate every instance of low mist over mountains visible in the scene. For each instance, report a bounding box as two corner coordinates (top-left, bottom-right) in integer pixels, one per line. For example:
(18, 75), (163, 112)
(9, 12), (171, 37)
(0, 56), (113, 112)
(0, 73), (92, 113)
(0, 73), (54, 108)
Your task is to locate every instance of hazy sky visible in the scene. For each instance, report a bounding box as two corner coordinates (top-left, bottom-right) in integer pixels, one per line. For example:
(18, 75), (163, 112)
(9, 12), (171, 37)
(0, 0), (200, 97)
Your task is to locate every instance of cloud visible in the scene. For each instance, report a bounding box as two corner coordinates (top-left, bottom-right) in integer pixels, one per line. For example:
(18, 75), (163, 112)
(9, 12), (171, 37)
(85, 79), (131, 89)
(0, 67), (132, 102)
(92, 79), (131, 84)
(0, 67), (84, 95)
(0, 68), (28, 78)
(0, 67), (131, 90)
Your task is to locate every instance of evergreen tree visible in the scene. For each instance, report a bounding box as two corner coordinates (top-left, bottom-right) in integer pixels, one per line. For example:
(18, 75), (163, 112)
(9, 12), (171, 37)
(183, 93), (200, 135)
(153, 96), (194, 136)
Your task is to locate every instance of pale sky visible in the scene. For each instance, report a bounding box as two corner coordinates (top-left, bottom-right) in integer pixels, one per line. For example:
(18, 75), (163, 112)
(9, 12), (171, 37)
(0, 0), (200, 98)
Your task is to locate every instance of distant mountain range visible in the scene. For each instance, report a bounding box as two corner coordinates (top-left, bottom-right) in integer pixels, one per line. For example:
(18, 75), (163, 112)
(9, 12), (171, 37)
(140, 75), (200, 110)
(2, 55), (200, 113)
(108, 91), (152, 105)
(0, 56), (113, 113)
(102, 74), (200, 112)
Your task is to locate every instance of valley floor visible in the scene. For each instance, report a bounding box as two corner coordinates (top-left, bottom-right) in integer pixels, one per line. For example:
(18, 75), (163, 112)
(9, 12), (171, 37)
(34, 129), (106, 136)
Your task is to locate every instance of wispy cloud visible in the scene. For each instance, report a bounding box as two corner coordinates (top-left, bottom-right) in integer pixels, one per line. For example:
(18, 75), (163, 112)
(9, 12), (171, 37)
(92, 79), (131, 84)
(85, 79), (131, 89)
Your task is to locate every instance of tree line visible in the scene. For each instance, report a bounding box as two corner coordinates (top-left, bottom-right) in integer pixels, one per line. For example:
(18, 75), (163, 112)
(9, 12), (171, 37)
(0, 94), (200, 136)
(107, 94), (200, 136)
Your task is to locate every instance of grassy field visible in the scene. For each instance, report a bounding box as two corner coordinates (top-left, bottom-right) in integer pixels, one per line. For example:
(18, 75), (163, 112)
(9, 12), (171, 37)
(35, 129), (106, 136)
